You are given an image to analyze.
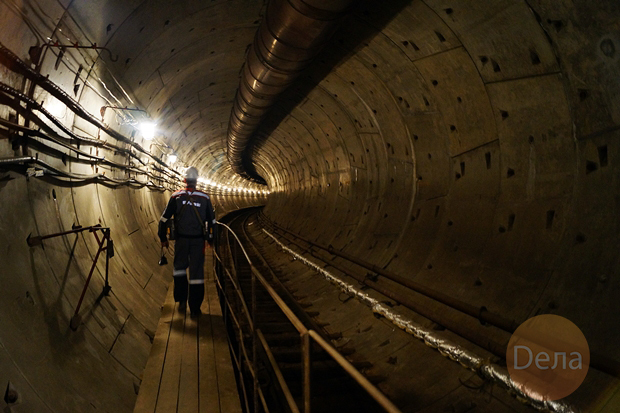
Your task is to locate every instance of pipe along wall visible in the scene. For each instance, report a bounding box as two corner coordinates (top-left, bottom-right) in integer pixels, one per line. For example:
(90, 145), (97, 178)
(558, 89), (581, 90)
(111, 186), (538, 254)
(1, 0), (620, 412)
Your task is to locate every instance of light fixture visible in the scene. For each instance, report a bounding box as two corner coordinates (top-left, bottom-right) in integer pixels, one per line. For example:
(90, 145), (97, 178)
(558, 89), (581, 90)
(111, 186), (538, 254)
(138, 121), (156, 141)
(167, 153), (177, 165)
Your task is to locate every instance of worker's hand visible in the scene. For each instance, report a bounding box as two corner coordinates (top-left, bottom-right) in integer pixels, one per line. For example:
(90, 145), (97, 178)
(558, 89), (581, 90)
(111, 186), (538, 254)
(161, 240), (169, 249)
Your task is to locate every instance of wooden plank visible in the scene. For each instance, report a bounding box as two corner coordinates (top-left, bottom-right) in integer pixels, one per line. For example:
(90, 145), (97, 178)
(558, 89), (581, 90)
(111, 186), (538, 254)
(207, 281), (243, 413)
(199, 280), (220, 413)
(134, 285), (175, 413)
(177, 314), (200, 413)
(155, 301), (186, 413)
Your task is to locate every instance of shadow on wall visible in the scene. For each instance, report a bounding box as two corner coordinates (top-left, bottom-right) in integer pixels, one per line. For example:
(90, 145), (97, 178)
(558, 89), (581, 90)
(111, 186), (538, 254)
(28, 243), (87, 365)
(244, 0), (413, 180)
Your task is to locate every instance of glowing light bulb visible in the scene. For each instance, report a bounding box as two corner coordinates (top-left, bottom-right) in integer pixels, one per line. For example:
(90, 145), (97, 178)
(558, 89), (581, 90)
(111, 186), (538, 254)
(138, 121), (156, 140)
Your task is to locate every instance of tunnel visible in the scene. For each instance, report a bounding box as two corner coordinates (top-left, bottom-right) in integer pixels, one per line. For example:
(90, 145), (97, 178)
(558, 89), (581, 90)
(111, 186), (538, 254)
(0, 0), (619, 412)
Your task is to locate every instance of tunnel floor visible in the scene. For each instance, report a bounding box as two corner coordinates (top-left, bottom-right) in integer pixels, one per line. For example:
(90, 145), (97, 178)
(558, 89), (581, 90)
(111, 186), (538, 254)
(133, 253), (241, 413)
(215, 209), (537, 413)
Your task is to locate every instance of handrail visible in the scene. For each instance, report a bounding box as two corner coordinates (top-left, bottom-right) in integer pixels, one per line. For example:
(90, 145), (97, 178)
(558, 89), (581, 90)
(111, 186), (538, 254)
(213, 249), (254, 330)
(257, 329), (300, 413)
(213, 215), (404, 413)
(213, 247), (270, 413)
(309, 330), (402, 413)
(216, 220), (253, 265)
(251, 266), (308, 333)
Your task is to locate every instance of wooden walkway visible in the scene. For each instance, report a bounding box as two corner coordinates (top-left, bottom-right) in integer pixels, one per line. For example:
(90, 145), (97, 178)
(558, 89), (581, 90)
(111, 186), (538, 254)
(133, 264), (242, 413)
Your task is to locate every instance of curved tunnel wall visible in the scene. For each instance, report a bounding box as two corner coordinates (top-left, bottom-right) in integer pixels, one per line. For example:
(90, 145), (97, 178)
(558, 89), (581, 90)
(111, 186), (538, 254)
(258, 0), (620, 409)
(0, 1), (264, 412)
(0, 0), (619, 412)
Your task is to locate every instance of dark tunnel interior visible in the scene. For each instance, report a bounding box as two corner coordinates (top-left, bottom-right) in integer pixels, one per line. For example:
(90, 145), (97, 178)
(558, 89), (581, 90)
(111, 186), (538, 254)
(0, 0), (619, 412)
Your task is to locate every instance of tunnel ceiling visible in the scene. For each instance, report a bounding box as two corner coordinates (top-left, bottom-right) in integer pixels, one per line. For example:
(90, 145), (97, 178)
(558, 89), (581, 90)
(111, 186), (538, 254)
(93, 0), (266, 185)
(59, 0), (618, 196)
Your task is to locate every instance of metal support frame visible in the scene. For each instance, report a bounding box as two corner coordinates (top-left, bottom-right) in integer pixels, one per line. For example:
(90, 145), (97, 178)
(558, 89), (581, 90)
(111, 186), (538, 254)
(27, 224), (113, 330)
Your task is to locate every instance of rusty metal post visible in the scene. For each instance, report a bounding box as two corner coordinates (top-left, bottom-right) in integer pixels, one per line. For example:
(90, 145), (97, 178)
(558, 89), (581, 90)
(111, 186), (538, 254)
(103, 229), (112, 296)
(251, 263), (259, 413)
(302, 332), (311, 413)
(70, 230), (105, 330)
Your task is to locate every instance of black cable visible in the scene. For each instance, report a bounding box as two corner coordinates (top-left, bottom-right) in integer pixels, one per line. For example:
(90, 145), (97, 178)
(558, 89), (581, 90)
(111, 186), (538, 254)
(0, 42), (180, 177)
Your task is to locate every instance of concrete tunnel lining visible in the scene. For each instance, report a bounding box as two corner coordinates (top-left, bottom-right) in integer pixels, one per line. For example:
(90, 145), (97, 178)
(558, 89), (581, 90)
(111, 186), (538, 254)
(1, 0), (619, 412)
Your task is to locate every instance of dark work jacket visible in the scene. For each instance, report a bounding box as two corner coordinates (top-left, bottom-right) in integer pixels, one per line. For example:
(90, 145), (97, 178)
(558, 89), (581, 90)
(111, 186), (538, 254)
(158, 187), (215, 243)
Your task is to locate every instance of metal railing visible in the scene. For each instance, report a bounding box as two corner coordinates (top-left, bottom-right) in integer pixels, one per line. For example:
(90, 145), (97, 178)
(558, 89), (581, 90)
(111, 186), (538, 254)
(212, 218), (402, 413)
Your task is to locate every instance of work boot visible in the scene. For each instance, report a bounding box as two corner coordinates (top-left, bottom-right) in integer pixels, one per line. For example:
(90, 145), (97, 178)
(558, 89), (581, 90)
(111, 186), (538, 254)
(190, 309), (202, 319)
(178, 301), (187, 313)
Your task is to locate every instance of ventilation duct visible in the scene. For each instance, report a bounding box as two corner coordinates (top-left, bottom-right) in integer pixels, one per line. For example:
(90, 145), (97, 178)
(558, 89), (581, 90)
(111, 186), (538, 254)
(226, 0), (354, 182)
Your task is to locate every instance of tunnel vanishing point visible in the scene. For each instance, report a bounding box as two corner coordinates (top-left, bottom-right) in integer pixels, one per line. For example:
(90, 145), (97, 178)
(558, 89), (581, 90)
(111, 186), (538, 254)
(0, 0), (619, 412)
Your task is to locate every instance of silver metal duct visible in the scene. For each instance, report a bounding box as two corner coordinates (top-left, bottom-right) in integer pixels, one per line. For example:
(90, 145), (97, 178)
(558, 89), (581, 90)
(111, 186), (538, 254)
(226, 0), (354, 181)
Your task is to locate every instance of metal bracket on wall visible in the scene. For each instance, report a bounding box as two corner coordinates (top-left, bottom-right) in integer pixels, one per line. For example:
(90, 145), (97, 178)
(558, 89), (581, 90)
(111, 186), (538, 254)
(28, 41), (118, 66)
(27, 224), (114, 330)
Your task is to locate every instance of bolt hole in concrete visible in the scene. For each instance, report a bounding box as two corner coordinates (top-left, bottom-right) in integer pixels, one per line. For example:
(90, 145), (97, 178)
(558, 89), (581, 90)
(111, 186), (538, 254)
(485, 152), (491, 169)
(547, 19), (564, 32)
(586, 160), (598, 174)
(600, 38), (616, 58)
(52, 189), (56, 200)
(4, 381), (18, 404)
(546, 210), (555, 229)
(598, 145), (608, 167)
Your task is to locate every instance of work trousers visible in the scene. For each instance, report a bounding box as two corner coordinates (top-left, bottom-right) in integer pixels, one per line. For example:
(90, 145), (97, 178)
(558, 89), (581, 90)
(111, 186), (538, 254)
(173, 237), (205, 313)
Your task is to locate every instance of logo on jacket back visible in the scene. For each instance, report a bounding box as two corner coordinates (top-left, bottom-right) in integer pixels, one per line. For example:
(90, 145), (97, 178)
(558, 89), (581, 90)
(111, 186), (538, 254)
(182, 200), (201, 207)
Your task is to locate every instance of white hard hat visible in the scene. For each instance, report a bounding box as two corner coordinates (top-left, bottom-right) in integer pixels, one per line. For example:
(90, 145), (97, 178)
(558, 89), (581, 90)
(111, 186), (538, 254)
(185, 167), (199, 181)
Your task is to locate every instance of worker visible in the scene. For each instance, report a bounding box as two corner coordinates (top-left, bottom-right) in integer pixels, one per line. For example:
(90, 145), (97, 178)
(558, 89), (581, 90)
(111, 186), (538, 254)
(158, 167), (216, 317)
